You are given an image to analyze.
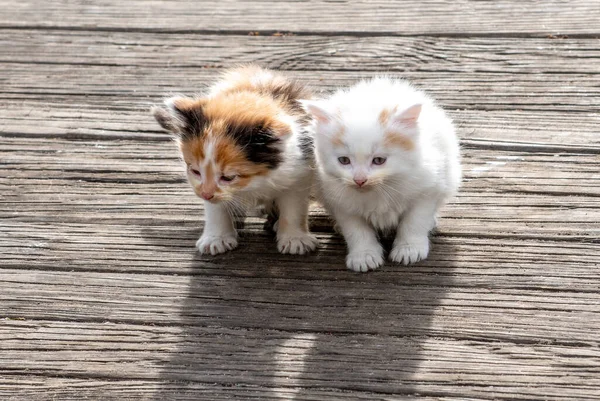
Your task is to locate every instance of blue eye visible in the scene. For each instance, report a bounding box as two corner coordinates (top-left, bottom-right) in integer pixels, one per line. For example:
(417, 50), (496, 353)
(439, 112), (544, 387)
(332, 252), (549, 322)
(372, 157), (387, 165)
(338, 156), (351, 165)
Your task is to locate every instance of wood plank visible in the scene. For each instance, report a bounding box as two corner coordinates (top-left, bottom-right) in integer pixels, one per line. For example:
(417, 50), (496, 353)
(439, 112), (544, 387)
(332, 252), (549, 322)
(2, 29), (599, 74)
(2, 63), (599, 113)
(1, 320), (599, 400)
(1, 268), (599, 349)
(0, 379), (531, 401)
(1, 0), (599, 35)
(2, 223), (599, 287)
(1, 3), (600, 399)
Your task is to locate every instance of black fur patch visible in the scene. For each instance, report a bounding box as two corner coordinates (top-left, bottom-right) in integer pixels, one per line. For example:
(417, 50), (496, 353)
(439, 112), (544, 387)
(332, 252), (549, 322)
(172, 103), (206, 140)
(152, 101), (206, 140)
(258, 79), (309, 115)
(227, 124), (283, 169)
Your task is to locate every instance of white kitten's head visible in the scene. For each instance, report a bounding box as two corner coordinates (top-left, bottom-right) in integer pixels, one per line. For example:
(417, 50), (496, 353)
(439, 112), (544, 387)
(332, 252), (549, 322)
(302, 98), (422, 191)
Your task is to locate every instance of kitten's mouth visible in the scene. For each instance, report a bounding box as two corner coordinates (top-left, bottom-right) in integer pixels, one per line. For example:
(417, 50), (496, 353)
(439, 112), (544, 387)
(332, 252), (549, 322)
(198, 194), (222, 204)
(353, 185), (371, 192)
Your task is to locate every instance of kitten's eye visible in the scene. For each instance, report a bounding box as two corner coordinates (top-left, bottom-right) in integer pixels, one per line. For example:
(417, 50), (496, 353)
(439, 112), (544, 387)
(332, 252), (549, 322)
(338, 156), (351, 165)
(190, 168), (201, 176)
(372, 157), (387, 166)
(220, 175), (236, 183)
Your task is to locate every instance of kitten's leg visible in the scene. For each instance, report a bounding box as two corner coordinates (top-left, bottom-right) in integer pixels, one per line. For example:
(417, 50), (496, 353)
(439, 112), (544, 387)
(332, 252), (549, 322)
(196, 201), (238, 255)
(275, 190), (319, 255)
(335, 210), (384, 272)
(390, 196), (440, 265)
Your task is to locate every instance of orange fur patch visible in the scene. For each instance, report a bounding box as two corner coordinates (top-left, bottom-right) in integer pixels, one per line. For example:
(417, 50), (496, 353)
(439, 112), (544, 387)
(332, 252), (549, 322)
(173, 97), (205, 112)
(378, 106), (397, 126)
(180, 136), (205, 162)
(180, 134), (271, 194)
(213, 136), (271, 188)
(384, 130), (414, 151)
(217, 65), (311, 116)
(331, 125), (345, 146)
(202, 92), (291, 138)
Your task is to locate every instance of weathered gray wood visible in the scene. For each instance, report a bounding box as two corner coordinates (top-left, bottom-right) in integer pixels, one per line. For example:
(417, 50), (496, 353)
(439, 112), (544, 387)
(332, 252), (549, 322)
(2, 268), (600, 343)
(1, 29), (599, 74)
(1, 0), (600, 399)
(0, 378), (489, 401)
(2, 63), (599, 114)
(1, 320), (599, 400)
(1, 0), (599, 35)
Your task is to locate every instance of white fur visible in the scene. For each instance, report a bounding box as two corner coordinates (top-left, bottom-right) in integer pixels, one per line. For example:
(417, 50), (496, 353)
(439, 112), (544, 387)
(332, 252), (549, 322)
(303, 77), (461, 272)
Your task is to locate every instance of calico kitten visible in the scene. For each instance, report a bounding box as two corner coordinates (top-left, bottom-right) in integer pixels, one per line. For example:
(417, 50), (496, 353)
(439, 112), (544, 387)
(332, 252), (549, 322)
(153, 65), (318, 255)
(302, 77), (461, 272)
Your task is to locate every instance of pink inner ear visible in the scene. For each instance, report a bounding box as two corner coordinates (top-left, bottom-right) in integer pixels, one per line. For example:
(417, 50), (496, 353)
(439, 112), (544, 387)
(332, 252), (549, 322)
(394, 104), (422, 126)
(303, 101), (334, 125)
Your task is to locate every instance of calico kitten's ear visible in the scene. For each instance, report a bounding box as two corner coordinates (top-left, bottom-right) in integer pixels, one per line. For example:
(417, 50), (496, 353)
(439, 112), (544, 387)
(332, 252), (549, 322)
(152, 96), (206, 138)
(389, 104), (422, 129)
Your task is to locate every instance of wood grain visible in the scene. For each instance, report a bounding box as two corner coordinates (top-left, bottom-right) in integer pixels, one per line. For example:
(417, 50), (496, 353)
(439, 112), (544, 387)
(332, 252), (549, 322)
(1, 1), (600, 399)
(2, 63), (598, 113)
(1, 319), (599, 400)
(1, 29), (599, 74)
(1, 0), (599, 35)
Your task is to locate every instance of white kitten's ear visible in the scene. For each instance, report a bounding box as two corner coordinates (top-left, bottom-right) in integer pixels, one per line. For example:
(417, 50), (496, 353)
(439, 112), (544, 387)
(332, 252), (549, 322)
(390, 103), (422, 128)
(299, 100), (337, 126)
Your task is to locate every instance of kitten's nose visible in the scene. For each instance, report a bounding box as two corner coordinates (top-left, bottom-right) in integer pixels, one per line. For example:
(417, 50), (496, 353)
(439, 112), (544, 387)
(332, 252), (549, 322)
(354, 178), (368, 187)
(201, 192), (214, 200)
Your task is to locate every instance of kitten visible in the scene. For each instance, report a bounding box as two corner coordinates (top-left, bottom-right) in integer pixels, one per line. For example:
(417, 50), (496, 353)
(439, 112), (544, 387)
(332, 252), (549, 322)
(153, 65), (318, 255)
(302, 77), (461, 272)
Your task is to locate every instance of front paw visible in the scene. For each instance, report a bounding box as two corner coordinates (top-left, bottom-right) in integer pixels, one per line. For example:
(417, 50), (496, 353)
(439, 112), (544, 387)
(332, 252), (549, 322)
(277, 232), (319, 255)
(346, 247), (384, 272)
(196, 233), (238, 255)
(389, 237), (429, 265)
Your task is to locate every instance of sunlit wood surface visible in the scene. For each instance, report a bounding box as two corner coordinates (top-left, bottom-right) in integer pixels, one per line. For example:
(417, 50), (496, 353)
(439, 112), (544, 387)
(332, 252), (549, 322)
(1, 1), (599, 399)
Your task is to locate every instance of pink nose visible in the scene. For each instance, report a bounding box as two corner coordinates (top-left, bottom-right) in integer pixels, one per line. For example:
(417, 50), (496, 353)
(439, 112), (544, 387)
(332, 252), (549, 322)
(201, 193), (214, 200)
(354, 178), (368, 187)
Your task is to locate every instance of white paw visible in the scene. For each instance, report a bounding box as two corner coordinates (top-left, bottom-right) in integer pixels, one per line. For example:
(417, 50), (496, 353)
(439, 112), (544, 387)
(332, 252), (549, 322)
(346, 247), (384, 272)
(389, 237), (429, 265)
(277, 232), (319, 255)
(196, 233), (238, 255)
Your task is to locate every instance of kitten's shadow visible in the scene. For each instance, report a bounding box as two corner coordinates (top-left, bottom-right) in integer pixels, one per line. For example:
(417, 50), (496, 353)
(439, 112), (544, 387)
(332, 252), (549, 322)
(144, 217), (457, 399)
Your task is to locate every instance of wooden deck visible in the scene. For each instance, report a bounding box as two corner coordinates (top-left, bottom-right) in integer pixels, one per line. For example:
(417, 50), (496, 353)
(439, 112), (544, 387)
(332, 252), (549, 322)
(1, 1), (599, 399)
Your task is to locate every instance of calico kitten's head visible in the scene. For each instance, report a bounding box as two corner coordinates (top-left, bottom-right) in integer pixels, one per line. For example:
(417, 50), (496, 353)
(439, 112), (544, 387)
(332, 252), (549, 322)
(153, 92), (292, 202)
(302, 99), (422, 191)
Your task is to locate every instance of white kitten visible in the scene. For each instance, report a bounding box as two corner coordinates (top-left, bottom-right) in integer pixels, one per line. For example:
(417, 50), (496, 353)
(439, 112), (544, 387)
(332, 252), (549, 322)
(302, 77), (461, 272)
